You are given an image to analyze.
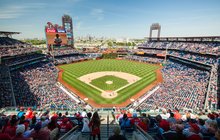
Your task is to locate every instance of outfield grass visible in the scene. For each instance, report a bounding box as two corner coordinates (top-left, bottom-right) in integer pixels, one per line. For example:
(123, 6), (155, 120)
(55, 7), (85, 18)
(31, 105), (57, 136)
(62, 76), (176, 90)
(59, 59), (160, 104)
(90, 75), (129, 91)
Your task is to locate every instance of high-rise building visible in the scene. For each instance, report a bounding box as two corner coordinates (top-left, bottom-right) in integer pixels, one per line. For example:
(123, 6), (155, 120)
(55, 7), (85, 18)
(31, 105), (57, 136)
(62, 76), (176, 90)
(62, 15), (74, 47)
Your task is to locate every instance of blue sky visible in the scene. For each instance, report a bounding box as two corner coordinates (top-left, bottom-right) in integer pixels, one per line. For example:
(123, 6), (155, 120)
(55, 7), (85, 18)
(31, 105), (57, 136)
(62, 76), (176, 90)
(0, 0), (219, 39)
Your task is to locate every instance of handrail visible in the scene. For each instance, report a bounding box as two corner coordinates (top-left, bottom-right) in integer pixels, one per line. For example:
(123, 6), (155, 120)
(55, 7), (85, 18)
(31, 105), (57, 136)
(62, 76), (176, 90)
(58, 125), (79, 140)
(107, 111), (109, 138)
(138, 46), (218, 57)
(168, 54), (212, 67)
(8, 56), (45, 66)
(135, 124), (154, 140)
(7, 66), (16, 107)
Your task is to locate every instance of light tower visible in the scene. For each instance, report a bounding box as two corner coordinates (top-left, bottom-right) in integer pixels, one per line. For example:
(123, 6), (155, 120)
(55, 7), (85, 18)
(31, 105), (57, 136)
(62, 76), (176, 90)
(149, 23), (161, 39)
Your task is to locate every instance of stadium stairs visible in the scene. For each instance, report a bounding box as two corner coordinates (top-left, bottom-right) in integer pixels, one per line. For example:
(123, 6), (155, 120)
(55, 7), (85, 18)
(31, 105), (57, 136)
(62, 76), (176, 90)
(59, 124), (151, 140)
(0, 65), (16, 107)
(58, 113), (154, 140)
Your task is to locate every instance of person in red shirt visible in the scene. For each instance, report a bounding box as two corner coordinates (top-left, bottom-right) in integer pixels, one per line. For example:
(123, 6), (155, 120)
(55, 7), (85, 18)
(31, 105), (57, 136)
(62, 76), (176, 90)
(137, 118), (148, 132)
(127, 111), (132, 118)
(25, 108), (33, 120)
(0, 122), (11, 140)
(59, 118), (73, 133)
(156, 115), (170, 132)
(51, 112), (58, 119)
(186, 123), (202, 140)
(4, 116), (18, 137)
(130, 113), (141, 126)
(48, 116), (60, 131)
(174, 109), (182, 120)
(30, 122), (50, 140)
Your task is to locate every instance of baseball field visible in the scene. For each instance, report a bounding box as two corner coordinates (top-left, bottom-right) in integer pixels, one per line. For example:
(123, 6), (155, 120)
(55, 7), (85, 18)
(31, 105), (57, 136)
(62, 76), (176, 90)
(58, 59), (161, 106)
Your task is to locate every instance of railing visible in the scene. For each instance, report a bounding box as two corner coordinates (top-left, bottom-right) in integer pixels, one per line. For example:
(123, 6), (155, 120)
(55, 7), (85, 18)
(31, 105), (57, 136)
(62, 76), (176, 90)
(8, 56), (45, 66)
(135, 124), (154, 140)
(204, 66), (214, 109)
(58, 125), (79, 140)
(7, 66), (16, 107)
(107, 111), (109, 138)
(168, 54), (213, 67)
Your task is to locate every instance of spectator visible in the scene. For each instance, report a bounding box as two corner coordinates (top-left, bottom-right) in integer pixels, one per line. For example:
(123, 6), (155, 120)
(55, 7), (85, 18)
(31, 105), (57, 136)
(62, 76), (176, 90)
(25, 108), (33, 120)
(30, 122), (50, 140)
(12, 124), (30, 140)
(4, 116), (18, 137)
(137, 117), (148, 132)
(0, 121), (11, 140)
(183, 123), (203, 140)
(81, 117), (90, 133)
(59, 118), (73, 133)
(174, 109), (182, 120)
(17, 108), (25, 119)
(167, 113), (177, 124)
(89, 112), (101, 140)
(108, 126), (127, 140)
(156, 115), (170, 132)
(29, 116), (36, 130)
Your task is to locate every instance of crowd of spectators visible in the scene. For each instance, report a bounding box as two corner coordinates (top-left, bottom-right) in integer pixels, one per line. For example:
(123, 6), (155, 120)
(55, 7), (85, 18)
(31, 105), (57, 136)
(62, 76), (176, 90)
(0, 108), (108, 140)
(0, 37), (40, 57)
(138, 60), (210, 110)
(2, 54), (45, 66)
(0, 47), (40, 57)
(207, 65), (218, 110)
(124, 55), (164, 64)
(54, 54), (101, 65)
(142, 41), (219, 55)
(133, 49), (166, 55)
(1, 105), (220, 140)
(115, 108), (220, 140)
(0, 37), (27, 46)
(10, 61), (76, 109)
(169, 51), (217, 66)
(0, 66), (13, 108)
(52, 48), (78, 56)
(0, 108), (77, 140)
(54, 55), (87, 65)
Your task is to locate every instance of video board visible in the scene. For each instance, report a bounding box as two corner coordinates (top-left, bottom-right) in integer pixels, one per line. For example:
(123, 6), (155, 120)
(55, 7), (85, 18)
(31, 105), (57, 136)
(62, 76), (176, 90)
(45, 22), (67, 47)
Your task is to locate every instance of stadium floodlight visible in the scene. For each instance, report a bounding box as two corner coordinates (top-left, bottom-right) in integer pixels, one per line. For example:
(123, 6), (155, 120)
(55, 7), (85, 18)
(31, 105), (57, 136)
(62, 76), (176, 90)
(149, 23), (161, 38)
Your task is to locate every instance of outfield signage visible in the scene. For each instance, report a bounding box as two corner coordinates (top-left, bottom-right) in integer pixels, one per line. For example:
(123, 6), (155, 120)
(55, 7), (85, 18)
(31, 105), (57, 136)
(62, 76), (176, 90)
(46, 29), (56, 33)
(57, 29), (66, 33)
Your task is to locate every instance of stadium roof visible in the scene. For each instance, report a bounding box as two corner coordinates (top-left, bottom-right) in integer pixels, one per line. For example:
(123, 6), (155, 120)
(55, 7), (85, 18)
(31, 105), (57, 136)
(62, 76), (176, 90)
(0, 31), (20, 35)
(148, 36), (220, 42)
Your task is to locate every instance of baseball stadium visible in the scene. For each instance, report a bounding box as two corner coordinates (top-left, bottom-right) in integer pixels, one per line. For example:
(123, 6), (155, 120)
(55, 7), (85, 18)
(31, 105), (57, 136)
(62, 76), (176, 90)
(0, 1), (220, 140)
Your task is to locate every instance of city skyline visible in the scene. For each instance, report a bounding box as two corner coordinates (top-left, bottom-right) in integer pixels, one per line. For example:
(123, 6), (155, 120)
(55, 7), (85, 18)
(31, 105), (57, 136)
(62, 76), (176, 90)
(0, 0), (220, 39)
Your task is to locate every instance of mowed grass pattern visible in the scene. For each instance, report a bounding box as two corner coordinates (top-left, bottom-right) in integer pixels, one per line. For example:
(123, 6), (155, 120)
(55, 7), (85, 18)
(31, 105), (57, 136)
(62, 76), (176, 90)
(90, 75), (129, 91)
(59, 59), (160, 104)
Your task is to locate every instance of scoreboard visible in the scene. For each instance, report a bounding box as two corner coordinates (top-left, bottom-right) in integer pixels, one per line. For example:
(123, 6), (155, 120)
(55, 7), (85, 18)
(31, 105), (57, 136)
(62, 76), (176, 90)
(45, 22), (68, 50)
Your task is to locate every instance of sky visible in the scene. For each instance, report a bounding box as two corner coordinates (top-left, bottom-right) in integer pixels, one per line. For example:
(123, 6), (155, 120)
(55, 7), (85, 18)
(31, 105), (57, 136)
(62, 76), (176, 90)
(0, 0), (220, 39)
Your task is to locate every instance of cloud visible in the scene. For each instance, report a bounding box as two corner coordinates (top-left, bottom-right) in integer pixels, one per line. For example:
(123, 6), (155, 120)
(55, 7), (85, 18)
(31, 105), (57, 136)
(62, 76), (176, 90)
(0, 5), (25, 19)
(0, 3), (46, 19)
(90, 8), (104, 21)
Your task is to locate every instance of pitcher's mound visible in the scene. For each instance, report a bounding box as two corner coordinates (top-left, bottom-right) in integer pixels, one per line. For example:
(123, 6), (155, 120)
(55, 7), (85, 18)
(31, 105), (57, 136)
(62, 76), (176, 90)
(106, 81), (113, 84)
